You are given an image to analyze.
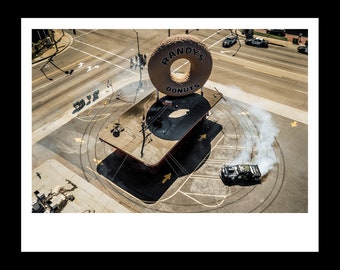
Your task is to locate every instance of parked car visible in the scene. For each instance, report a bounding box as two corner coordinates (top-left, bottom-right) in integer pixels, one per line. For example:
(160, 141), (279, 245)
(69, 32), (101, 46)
(297, 45), (308, 54)
(32, 200), (45, 213)
(220, 164), (261, 185)
(222, 34), (238, 48)
(266, 29), (286, 36)
(245, 37), (269, 48)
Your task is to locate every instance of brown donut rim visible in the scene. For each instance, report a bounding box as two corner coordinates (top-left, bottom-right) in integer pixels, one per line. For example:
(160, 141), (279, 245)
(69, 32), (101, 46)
(147, 34), (213, 97)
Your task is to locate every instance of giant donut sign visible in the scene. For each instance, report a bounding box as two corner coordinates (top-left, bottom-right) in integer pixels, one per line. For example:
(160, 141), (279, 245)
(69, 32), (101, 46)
(147, 34), (213, 97)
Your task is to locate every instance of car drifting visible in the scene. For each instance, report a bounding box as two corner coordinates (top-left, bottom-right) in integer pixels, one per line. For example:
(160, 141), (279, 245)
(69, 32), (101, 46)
(220, 164), (262, 185)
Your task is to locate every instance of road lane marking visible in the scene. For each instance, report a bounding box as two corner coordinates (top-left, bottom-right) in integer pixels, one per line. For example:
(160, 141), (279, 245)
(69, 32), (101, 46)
(214, 64), (270, 83)
(75, 39), (128, 61)
(205, 80), (308, 125)
(211, 50), (307, 82)
(70, 46), (134, 74)
(32, 79), (307, 146)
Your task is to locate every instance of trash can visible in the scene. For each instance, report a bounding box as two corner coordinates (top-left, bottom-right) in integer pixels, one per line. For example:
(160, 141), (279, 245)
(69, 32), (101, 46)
(292, 38), (299, 45)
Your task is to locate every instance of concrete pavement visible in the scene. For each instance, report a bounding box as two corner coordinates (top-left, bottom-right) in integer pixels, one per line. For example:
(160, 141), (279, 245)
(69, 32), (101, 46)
(32, 30), (73, 65)
(32, 159), (132, 213)
(31, 29), (307, 213)
(31, 30), (133, 213)
(32, 29), (307, 65)
(252, 29), (308, 47)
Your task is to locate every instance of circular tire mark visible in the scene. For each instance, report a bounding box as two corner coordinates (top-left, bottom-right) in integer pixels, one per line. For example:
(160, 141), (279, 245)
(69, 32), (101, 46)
(78, 83), (285, 213)
(154, 97), (285, 212)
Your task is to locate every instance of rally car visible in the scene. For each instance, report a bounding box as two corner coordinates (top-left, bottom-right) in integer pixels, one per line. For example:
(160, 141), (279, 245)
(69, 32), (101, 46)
(220, 164), (261, 185)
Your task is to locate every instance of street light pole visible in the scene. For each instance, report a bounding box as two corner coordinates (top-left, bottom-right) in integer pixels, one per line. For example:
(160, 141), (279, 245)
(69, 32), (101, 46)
(50, 30), (59, 54)
(133, 30), (142, 89)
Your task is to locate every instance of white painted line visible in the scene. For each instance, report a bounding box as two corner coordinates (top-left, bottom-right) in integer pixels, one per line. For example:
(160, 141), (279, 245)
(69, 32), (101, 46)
(70, 46), (134, 74)
(179, 190), (227, 208)
(32, 77), (140, 144)
(205, 80), (308, 125)
(75, 39), (128, 61)
(32, 78), (307, 147)
(211, 50), (308, 82)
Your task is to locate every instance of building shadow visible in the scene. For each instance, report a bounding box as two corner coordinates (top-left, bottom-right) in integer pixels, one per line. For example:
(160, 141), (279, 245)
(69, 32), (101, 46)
(97, 118), (222, 203)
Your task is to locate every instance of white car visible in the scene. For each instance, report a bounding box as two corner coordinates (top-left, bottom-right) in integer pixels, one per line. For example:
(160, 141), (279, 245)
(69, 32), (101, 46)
(222, 34), (238, 48)
(245, 37), (269, 48)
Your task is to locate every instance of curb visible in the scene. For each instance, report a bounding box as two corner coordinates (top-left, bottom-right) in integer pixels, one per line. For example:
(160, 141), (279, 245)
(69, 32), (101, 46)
(32, 32), (73, 65)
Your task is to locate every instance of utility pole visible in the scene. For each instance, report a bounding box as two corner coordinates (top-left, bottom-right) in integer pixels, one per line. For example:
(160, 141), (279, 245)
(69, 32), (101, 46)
(140, 115), (146, 157)
(50, 30), (59, 54)
(133, 30), (142, 90)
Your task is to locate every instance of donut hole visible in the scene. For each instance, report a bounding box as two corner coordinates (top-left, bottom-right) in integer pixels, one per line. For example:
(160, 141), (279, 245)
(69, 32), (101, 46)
(147, 34), (213, 97)
(170, 58), (190, 84)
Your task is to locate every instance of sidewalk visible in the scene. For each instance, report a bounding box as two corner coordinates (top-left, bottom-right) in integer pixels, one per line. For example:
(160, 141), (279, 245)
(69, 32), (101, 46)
(32, 159), (132, 213)
(252, 29), (308, 47)
(32, 30), (73, 64)
(31, 30), (134, 213)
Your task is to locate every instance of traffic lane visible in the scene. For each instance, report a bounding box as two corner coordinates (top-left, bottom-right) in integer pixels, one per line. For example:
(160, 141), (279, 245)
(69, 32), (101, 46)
(209, 57), (308, 112)
(262, 113), (308, 213)
(31, 29), (308, 213)
(32, 29), (307, 134)
(210, 46), (308, 82)
(32, 50), (142, 133)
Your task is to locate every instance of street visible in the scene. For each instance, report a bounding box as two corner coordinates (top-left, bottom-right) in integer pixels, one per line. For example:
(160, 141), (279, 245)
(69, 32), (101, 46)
(31, 29), (309, 213)
(23, 22), (318, 252)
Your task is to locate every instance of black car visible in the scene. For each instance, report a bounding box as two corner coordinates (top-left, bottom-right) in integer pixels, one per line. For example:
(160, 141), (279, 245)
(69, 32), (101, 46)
(220, 164), (261, 185)
(266, 29), (286, 37)
(245, 37), (269, 48)
(222, 34), (238, 48)
(297, 45), (308, 54)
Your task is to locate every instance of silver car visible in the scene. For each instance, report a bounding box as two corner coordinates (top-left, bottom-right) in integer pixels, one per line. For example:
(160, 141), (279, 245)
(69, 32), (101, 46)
(222, 34), (238, 48)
